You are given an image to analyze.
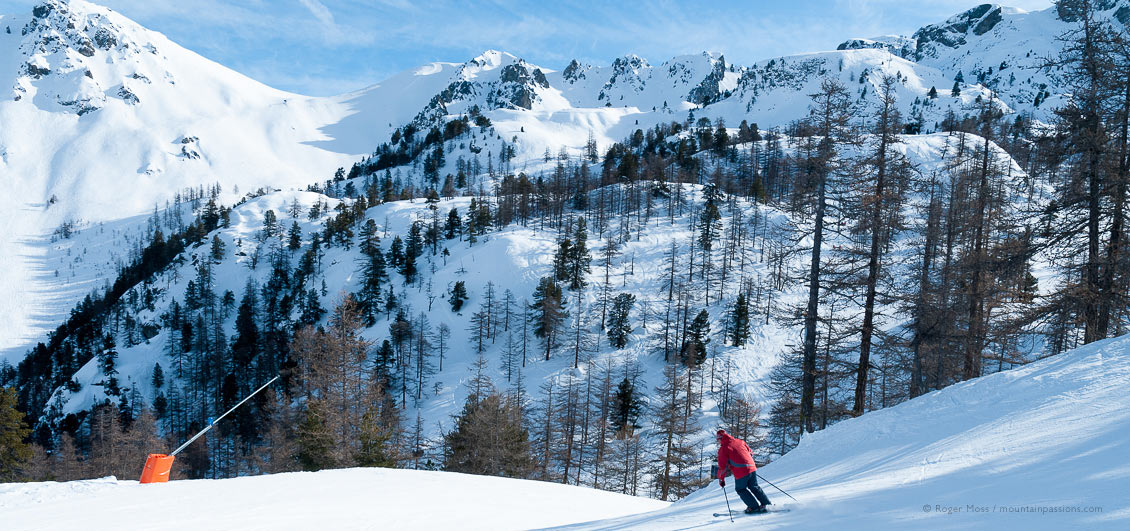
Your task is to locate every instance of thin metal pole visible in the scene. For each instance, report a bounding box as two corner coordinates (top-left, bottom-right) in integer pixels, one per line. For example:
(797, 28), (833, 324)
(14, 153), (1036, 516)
(757, 472), (798, 502)
(170, 375), (279, 457)
(722, 484), (734, 523)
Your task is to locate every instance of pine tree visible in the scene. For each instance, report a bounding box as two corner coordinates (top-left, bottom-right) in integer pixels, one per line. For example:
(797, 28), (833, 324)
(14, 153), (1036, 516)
(553, 237), (572, 283)
(297, 400), (335, 471)
(444, 393), (532, 478)
(0, 387), (32, 481)
(210, 235), (225, 262)
(359, 219), (380, 257)
(566, 218), (592, 290)
(651, 363), (699, 501)
(530, 277), (568, 361)
(385, 286), (398, 319)
(681, 310), (710, 367)
(403, 222), (423, 283)
(610, 378), (642, 436)
(374, 340), (396, 393)
(698, 188), (723, 257)
(98, 334), (120, 396)
(606, 293), (635, 349)
(357, 242), (387, 324)
(388, 236), (404, 269)
(300, 288), (325, 325)
(729, 293), (751, 347)
(260, 209), (279, 242)
(800, 77), (853, 434)
(231, 281), (259, 375)
(444, 208), (461, 239)
(151, 363), (165, 391)
(449, 281), (469, 312)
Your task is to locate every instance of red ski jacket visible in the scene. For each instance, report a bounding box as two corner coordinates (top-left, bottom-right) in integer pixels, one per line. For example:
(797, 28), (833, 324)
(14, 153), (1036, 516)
(716, 430), (757, 480)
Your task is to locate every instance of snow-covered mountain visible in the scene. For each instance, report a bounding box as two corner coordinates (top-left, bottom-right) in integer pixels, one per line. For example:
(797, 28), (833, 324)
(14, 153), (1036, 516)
(0, 0), (375, 220)
(0, 0), (381, 356)
(2, 0), (1115, 218)
(840, 2), (1130, 118)
(3, 0), (1109, 360)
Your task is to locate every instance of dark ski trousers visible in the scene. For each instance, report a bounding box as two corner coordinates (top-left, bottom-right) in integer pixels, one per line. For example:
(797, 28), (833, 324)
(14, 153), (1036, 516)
(733, 473), (771, 509)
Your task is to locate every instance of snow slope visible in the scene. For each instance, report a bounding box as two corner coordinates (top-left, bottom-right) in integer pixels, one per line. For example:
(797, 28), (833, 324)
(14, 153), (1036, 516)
(39, 185), (790, 437)
(0, 0), (374, 357)
(5, 328), (1125, 530)
(554, 334), (1130, 529)
(0, 467), (669, 531)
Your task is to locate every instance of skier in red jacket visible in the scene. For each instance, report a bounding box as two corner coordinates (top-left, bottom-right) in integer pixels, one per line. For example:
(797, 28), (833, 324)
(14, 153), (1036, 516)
(716, 429), (771, 514)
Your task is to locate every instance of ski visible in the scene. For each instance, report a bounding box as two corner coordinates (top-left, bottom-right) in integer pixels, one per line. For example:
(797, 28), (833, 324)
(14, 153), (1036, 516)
(713, 509), (791, 517)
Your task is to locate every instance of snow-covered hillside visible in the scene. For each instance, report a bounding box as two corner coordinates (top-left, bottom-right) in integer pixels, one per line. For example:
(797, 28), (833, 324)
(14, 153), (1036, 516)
(2, 0), (1109, 359)
(5, 333), (1125, 530)
(41, 186), (788, 438)
(40, 130), (1029, 453)
(556, 334), (1130, 529)
(0, 467), (669, 530)
(0, 0), (373, 356)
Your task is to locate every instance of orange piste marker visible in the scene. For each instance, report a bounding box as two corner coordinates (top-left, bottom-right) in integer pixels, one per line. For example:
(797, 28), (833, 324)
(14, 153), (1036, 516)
(139, 453), (175, 483)
(138, 375), (279, 484)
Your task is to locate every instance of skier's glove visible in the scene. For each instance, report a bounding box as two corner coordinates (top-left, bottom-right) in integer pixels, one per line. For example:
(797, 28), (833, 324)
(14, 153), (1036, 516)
(719, 479), (726, 487)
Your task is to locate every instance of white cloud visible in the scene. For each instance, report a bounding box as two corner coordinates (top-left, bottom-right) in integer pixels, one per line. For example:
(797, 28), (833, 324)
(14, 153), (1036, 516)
(299, 0), (335, 27)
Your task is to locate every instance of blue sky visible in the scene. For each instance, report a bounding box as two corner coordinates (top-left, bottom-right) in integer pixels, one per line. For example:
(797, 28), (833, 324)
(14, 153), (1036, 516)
(1, 0), (1056, 96)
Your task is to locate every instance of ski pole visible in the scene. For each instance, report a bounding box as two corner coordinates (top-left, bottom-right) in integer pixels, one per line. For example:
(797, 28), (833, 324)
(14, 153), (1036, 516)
(757, 472), (798, 502)
(170, 375), (279, 457)
(721, 483), (734, 523)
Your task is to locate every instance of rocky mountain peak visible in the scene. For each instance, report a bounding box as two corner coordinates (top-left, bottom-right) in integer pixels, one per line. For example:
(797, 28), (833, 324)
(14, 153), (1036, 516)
(13, 0), (162, 114)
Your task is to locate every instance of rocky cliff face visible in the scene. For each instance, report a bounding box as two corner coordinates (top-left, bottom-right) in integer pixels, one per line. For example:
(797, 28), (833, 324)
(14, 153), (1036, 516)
(11, 0), (168, 114)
